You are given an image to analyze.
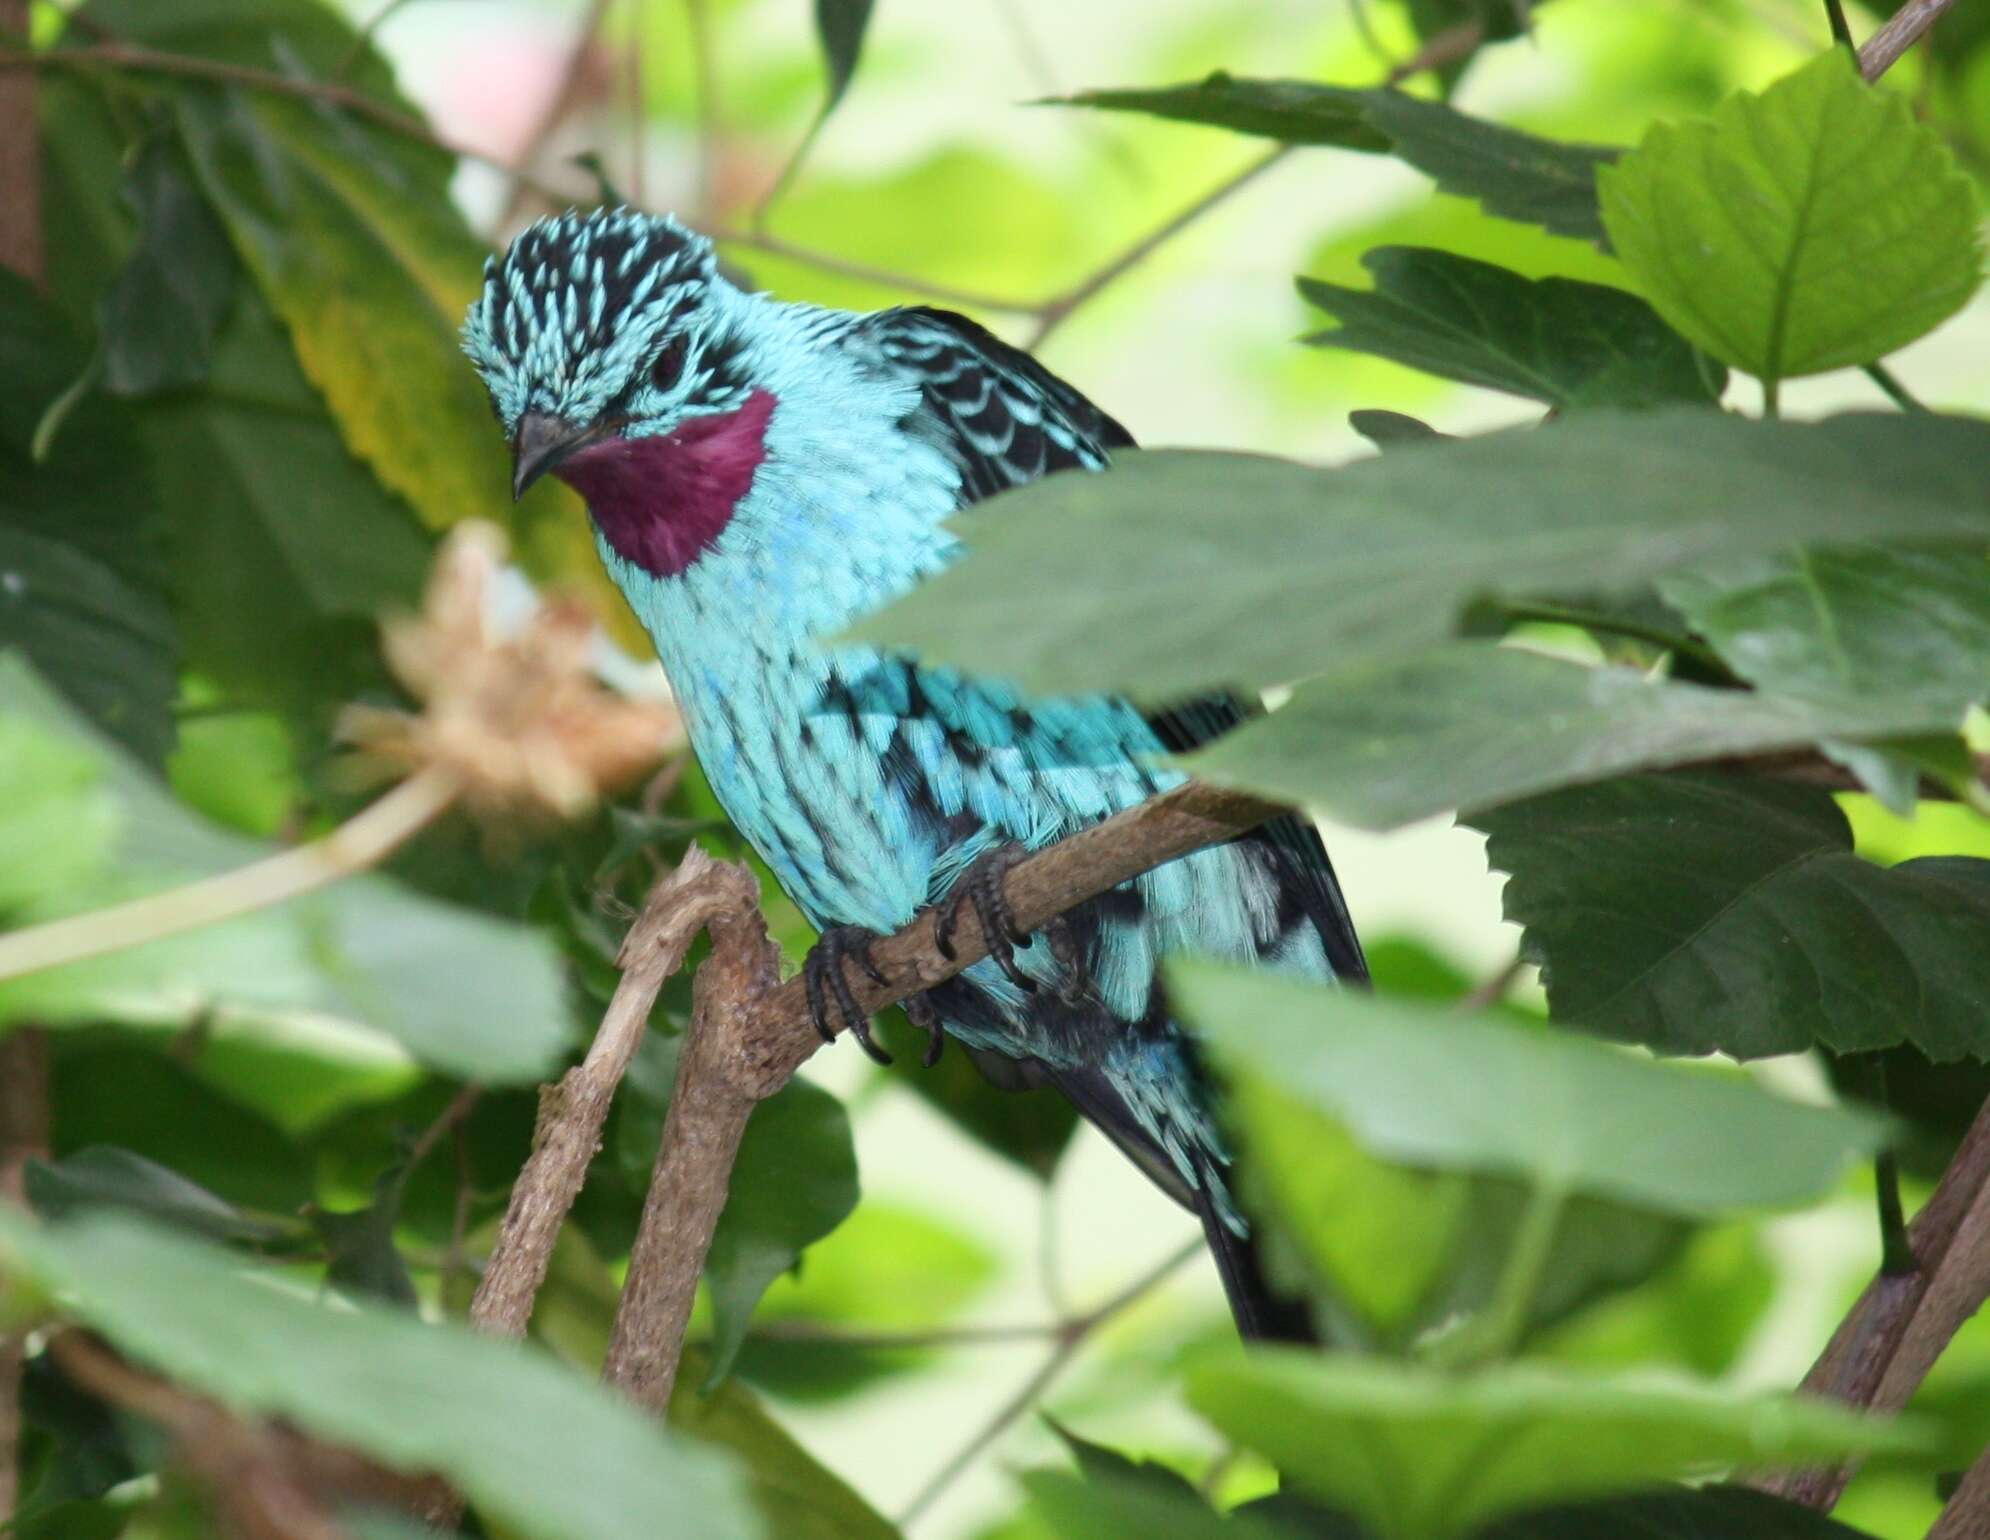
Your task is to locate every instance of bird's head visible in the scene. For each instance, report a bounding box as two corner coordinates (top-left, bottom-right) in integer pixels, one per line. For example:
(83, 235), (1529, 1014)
(463, 208), (774, 577)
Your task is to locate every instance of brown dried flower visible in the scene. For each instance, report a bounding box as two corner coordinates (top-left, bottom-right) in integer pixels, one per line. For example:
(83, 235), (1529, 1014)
(340, 522), (682, 822)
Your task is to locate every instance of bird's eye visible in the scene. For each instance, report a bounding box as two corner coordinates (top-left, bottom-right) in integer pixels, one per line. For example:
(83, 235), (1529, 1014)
(650, 337), (689, 391)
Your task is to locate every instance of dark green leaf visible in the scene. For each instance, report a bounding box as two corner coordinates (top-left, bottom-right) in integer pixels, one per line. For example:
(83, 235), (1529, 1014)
(17, 1347), (141, 1513)
(1056, 75), (1393, 150)
(1363, 89), (1616, 243)
(879, 1009), (1079, 1179)
(99, 133), (238, 395)
(815, 0), (876, 115)
(1045, 1419), (1201, 1503)
(1470, 774), (1990, 1061)
(1184, 1351), (1919, 1540)
(852, 411), (1990, 701)
(1054, 78), (1616, 240)
(308, 1162), (417, 1307)
(1171, 960), (1883, 1214)
(1599, 50), (1983, 384)
(1301, 248), (1721, 408)
(0, 273), (178, 766)
(1477, 1484), (1887, 1538)
(671, 1344), (902, 1540)
(1179, 644), (1938, 830)
(1348, 409), (1446, 450)
(1024, 1470), (1308, 1540)
(0, 1213), (761, 1540)
(26, 1146), (290, 1244)
(1660, 546), (1990, 718)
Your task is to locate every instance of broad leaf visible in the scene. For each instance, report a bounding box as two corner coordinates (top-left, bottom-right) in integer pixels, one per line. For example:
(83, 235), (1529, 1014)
(1300, 248), (1721, 408)
(98, 132), (238, 395)
(1170, 961), (1882, 1215)
(880, 1007), (1079, 1179)
(0, 273), (178, 766)
(0, 1212), (761, 1540)
(1055, 77), (1616, 240)
(1348, 409), (1446, 450)
(1025, 1471), (1309, 1540)
(1470, 774), (1990, 1061)
(1660, 546), (1990, 717)
(1184, 1351), (1919, 1540)
(0, 656), (572, 1084)
(25, 1146), (291, 1244)
(1482, 1486), (1887, 1538)
(851, 411), (1990, 701)
(814, 0), (876, 116)
(672, 1345), (902, 1540)
(0, 716), (119, 917)
(1177, 644), (1943, 830)
(1599, 50), (1983, 384)
(618, 1036), (860, 1382)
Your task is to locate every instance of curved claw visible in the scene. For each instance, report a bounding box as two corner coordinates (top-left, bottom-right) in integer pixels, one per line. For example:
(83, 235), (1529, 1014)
(904, 992), (947, 1068)
(934, 844), (1038, 994)
(802, 926), (894, 1065)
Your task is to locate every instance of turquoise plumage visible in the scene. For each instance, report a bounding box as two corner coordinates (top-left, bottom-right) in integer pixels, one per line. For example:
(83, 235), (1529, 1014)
(464, 208), (1364, 1339)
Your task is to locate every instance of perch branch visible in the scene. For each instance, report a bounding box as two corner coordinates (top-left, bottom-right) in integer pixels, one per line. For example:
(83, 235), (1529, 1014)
(1929, 1438), (1990, 1539)
(1751, 1089), (1990, 1509)
(1859, 0), (1954, 80)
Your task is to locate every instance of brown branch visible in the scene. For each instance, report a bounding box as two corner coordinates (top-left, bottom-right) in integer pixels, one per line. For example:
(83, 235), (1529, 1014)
(682, 0), (720, 222)
(601, 898), (782, 1405)
(466, 847), (761, 1342)
(1751, 1090), (1990, 1509)
(1859, 0), (1955, 80)
(1929, 1438), (1990, 1539)
(0, 0), (45, 1509)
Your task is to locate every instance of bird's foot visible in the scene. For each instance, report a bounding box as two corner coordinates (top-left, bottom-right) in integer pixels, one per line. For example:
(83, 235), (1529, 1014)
(903, 991), (947, 1068)
(933, 842), (1036, 995)
(802, 925), (894, 1066)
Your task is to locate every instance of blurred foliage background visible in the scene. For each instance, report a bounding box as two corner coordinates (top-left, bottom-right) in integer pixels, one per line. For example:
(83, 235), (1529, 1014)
(4, 1), (1990, 1538)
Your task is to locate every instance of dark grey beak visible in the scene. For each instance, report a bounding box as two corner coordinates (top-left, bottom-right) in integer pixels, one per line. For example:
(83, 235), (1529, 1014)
(511, 411), (598, 501)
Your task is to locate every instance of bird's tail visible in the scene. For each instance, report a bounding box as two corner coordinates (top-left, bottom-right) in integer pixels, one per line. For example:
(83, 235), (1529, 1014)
(1193, 1158), (1318, 1345)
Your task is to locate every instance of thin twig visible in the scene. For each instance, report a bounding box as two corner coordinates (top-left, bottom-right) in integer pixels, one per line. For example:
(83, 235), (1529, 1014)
(1752, 1089), (1990, 1509)
(623, 0), (646, 210)
(0, 765), (462, 987)
(500, 0), (616, 225)
(336, 0), (426, 79)
(1822, 0), (1855, 47)
(1859, 0), (1955, 79)
(896, 1239), (1203, 1528)
(710, 225), (1038, 312)
(1457, 951), (1527, 1011)
(405, 1081), (483, 1174)
(1027, 145), (1293, 348)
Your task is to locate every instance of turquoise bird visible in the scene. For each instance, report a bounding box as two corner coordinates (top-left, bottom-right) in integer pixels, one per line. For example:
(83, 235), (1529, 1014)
(464, 208), (1364, 1339)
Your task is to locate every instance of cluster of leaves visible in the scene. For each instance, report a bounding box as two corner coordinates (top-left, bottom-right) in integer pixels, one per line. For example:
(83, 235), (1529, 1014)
(5, 3), (1990, 1540)
(858, 28), (1990, 1540)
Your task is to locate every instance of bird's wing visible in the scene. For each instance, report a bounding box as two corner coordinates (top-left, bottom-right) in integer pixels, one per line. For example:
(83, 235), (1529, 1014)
(852, 306), (1368, 984)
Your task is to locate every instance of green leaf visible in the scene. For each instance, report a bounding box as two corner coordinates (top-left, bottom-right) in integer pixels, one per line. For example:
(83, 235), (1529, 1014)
(1054, 78), (1616, 240)
(1177, 643), (1943, 830)
(671, 1344), (902, 1540)
(1469, 774), (1990, 1061)
(1481, 1486), (1888, 1538)
(0, 716), (119, 917)
(25, 1146), (291, 1244)
(618, 1037), (860, 1383)
(98, 132), (238, 395)
(308, 1163), (418, 1307)
(1660, 546), (1990, 718)
(878, 1009), (1079, 1179)
(1056, 75), (1393, 150)
(1347, 409), (1446, 451)
(814, 0), (876, 115)
(1024, 1471), (1309, 1540)
(1300, 249), (1722, 408)
(0, 1212), (762, 1540)
(1170, 960), (1883, 1215)
(0, 655), (572, 1084)
(1598, 49), (1983, 385)
(851, 411), (1990, 701)
(1184, 1351), (1920, 1540)
(0, 271), (179, 766)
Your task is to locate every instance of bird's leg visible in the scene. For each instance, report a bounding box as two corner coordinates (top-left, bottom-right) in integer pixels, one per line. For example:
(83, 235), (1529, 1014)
(802, 925), (894, 1065)
(903, 991), (947, 1068)
(933, 842), (1036, 995)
